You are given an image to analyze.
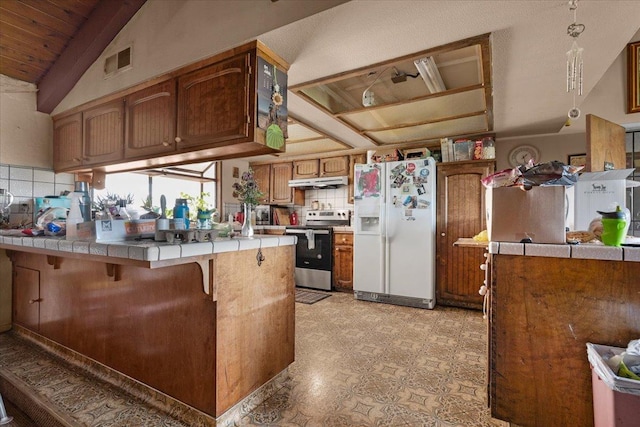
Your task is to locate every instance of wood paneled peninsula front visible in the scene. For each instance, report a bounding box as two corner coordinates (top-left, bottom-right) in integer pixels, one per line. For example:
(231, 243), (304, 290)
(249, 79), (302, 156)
(0, 234), (296, 423)
(488, 241), (640, 427)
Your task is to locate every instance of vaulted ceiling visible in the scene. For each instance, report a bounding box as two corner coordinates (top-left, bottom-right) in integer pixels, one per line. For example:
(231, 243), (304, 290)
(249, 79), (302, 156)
(0, 0), (146, 112)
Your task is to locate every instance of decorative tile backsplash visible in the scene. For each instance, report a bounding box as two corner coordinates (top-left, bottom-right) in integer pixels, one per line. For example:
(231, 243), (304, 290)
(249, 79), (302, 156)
(0, 163), (74, 228)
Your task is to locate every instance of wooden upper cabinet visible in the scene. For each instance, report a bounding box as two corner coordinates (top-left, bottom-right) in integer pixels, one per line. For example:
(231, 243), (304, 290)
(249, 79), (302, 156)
(251, 164), (271, 205)
(83, 99), (125, 165)
(125, 80), (176, 159)
(177, 53), (250, 149)
(292, 159), (319, 179)
(270, 162), (294, 204)
(319, 156), (349, 176)
(53, 112), (83, 171)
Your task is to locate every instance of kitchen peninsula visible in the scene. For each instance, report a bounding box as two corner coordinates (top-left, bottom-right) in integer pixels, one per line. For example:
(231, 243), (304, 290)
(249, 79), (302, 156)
(488, 242), (640, 427)
(0, 233), (296, 425)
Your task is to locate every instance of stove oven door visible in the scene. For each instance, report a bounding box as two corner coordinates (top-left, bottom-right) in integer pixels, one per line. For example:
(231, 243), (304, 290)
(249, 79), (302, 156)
(285, 228), (333, 290)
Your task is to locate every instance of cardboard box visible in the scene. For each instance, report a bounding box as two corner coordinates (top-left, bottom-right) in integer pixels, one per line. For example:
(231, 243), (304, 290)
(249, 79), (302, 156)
(573, 169), (634, 231)
(76, 219), (156, 241)
(486, 186), (567, 244)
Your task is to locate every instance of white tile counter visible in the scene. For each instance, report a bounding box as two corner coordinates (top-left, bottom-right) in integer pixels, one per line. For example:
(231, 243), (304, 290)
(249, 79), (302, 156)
(488, 241), (640, 262)
(0, 233), (296, 264)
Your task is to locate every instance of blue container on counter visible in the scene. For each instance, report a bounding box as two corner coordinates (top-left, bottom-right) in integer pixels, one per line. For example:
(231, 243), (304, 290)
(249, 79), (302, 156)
(173, 198), (190, 229)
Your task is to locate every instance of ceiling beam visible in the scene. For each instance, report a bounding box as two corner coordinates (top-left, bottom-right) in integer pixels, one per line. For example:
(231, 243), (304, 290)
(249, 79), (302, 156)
(37, 0), (147, 114)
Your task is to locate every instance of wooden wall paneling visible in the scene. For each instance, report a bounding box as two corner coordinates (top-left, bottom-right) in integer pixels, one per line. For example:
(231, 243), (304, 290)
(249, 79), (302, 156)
(10, 251), (217, 416)
(490, 254), (640, 427)
(214, 246), (295, 416)
(585, 114), (626, 172)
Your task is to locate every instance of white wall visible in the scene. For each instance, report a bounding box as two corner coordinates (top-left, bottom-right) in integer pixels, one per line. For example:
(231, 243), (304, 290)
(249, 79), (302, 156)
(0, 75), (52, 168)
(52, 0), (346, 115)
(495, 133), (586, 171)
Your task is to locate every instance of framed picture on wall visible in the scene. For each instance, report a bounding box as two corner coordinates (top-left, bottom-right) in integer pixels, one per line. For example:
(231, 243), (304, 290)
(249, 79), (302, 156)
(568, 153), (586, 167)
(628, 41), (640, 114)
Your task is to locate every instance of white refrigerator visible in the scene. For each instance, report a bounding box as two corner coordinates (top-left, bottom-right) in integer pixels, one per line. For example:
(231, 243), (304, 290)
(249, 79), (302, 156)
(353, 158), (436, 309)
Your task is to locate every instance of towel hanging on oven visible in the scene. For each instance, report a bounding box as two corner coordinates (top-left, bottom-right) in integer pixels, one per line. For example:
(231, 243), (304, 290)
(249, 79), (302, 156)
(305, 229), (315, 250)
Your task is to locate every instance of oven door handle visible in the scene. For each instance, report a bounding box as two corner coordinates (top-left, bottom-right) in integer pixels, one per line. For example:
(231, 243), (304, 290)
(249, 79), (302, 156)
(285, 229), (330, 235)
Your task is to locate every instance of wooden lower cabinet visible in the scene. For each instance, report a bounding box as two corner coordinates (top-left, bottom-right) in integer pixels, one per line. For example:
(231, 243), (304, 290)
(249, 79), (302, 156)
(435, 160), (494, 309)
(333, 232), (353, 291)
(13, 266), (40, 331)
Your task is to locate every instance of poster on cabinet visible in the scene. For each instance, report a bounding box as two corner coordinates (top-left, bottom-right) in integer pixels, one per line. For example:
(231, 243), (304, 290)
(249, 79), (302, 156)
(257, 56), (288, 151)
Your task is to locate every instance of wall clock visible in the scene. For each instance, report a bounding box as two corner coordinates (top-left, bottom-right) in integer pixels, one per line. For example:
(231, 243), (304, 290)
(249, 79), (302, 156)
(509, 145), (540, 167)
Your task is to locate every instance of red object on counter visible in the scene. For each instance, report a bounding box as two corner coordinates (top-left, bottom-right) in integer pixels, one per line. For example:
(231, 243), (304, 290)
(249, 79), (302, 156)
(235, 211), (244, 223)
(289, 211), (298, 225)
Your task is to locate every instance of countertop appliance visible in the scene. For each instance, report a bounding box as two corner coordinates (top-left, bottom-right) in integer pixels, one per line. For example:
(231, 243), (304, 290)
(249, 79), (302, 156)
(285, 209), (350, 291)
(353, 159), (436, 309)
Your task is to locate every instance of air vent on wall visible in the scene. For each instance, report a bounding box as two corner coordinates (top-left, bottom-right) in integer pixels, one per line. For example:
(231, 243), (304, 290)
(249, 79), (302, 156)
(104, 47), (132, 78)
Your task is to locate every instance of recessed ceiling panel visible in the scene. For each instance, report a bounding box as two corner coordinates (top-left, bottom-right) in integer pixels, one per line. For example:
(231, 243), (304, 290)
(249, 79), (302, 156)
(340, 88), (486, 131)
(284, 138), (347, 156)
(291, 34), (492, 147)
(367, 115), (488, 144)
(287, 122), (323, 140)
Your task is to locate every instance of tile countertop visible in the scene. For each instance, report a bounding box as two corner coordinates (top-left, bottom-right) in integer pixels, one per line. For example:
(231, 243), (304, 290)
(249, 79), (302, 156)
(0, 233), (296, 263)
(488, 241), (640, 262)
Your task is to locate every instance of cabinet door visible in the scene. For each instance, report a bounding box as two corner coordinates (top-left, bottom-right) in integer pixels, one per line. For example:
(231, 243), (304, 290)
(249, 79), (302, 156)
(348, 153), (367, 204)
(250, 164), (271, 205)
(125, 80), (176, 159)
(53, 113), (83, 171)
(333, 232), (353, 291)
(270, 163), (293, 204)
(292, 159), (319, 179)
(83, 99), (125, 165)
(13, 266), (40, 331)
(319, 156), (349, 176)
(435, 161), (494, 309)
(177, 53), (249, 148)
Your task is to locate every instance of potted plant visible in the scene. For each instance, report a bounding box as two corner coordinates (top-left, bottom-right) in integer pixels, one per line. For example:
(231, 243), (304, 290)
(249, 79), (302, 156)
(232, 169), (265, 237)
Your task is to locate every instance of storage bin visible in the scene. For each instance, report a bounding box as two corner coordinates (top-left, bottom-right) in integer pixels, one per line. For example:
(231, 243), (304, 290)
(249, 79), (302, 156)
(586, 343), (640, 427)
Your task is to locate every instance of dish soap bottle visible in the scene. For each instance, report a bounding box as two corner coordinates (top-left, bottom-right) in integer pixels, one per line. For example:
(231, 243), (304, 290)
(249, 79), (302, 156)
(66, 192), (84, 240)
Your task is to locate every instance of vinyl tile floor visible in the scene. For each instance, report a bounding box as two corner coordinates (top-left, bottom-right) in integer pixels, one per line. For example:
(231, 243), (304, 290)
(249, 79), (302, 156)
(1, 292), (509, 426)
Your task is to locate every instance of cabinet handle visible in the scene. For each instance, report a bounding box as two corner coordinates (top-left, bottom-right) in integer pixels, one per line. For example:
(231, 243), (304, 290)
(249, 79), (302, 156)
(29, 298), (42, 304)
(441, 232), (446, 237)
(73, 158), (81, 162)
(175, 137), (182, 143)
(162, 141), (170, 146)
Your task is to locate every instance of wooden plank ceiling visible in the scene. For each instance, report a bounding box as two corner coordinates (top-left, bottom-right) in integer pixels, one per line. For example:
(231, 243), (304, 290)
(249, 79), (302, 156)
(0, 0), (146, 113)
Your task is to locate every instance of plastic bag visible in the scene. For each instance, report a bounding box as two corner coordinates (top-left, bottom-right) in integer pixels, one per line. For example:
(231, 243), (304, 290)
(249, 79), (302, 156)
(587, 342), (640, 395)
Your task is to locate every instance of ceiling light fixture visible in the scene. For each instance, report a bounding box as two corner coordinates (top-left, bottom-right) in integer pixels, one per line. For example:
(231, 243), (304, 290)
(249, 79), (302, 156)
(414, 57), (446, 94)
(566, 0), (585, 120)
(361, 67), (406, 107)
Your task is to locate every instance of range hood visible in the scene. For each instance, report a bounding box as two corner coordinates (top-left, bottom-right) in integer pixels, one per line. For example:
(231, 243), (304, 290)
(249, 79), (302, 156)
(288, 176), (348, 189)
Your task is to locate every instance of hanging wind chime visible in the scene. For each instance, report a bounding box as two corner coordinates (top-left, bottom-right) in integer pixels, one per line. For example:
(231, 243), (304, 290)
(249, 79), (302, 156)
(566, 0), (585, 121)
